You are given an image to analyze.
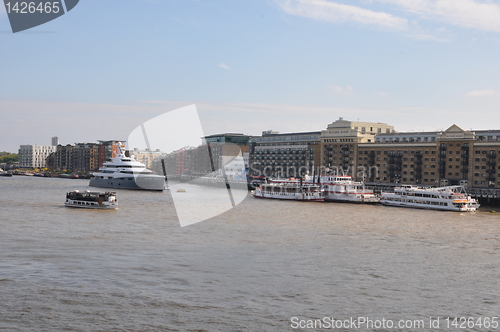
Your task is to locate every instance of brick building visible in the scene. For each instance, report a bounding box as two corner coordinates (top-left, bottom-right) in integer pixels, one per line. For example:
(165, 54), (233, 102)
(248, 130), (321, 178)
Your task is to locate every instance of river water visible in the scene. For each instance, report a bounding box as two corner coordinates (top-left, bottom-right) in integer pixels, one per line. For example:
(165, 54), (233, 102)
(0, 176), (499, 331)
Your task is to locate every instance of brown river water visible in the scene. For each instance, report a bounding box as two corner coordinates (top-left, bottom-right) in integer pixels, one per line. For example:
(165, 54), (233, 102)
(0, 176), (499, 331)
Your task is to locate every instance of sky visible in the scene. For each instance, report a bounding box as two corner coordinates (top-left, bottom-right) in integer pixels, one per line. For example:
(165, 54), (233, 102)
(1, 0), (500, 152)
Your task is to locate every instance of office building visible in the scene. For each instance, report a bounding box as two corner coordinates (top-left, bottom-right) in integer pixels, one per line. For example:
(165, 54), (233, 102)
(18, 144), (56, 168)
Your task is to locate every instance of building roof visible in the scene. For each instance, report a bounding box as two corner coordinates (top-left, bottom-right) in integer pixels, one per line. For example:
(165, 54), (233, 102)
(376, 131), (439, 137)
(203, 133), (251, 138)
(260, 131), (321, 137)
(475, 130), (500, 134)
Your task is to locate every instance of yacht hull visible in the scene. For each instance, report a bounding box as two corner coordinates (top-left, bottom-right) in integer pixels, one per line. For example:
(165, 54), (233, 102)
(89, 176), (165, 191)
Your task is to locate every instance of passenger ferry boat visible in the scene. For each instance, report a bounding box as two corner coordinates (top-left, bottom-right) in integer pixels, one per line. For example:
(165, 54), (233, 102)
(380, 185), (480, 212)
(252, 183), (324, 202)
(65, 191), (118, 209)
(269, 175), (379, 203)
(89, 143), (165, 191)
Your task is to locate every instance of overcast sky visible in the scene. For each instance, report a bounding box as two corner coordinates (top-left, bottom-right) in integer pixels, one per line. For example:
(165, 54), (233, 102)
(2, 0), (500, 152)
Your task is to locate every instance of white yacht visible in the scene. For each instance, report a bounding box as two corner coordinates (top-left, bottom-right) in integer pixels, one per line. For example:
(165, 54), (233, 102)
(89, 143), (165, 191)
(380, 185), (480, 212)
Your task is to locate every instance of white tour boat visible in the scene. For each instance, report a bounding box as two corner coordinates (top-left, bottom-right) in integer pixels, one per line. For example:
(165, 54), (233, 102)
(380, 185), (480, 212)
(89, 143), (165, 191)
(65, 190), (118, 209)
(252, 182), (324, 202)
(270, 175), (379, 203)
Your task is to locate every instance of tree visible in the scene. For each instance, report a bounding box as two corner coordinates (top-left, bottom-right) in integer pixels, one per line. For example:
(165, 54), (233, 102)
(0, 152), (19, 164)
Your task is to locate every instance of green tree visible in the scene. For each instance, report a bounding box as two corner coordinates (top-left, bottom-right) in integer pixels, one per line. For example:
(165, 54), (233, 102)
(0, 153), (19, 164)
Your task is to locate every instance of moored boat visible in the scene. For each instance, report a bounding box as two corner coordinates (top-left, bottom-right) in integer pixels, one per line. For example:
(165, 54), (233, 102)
(89, 142), (165, 191)
(65, 190), (118, 209)
(252, 182), (324, 202)
(34, 172), (51, 177)
(270, 175), (379, 203)
(380, 185), (479, 212)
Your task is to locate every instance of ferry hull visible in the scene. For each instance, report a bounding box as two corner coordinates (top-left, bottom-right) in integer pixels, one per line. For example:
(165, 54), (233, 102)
(380, 201), (479, 212)
(324, 197), (379, 204)
(89, 177), (165, 191)
(65, 202), (117, 209)
(253, 194), (324, 202)
(324, 192), (379, 203)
